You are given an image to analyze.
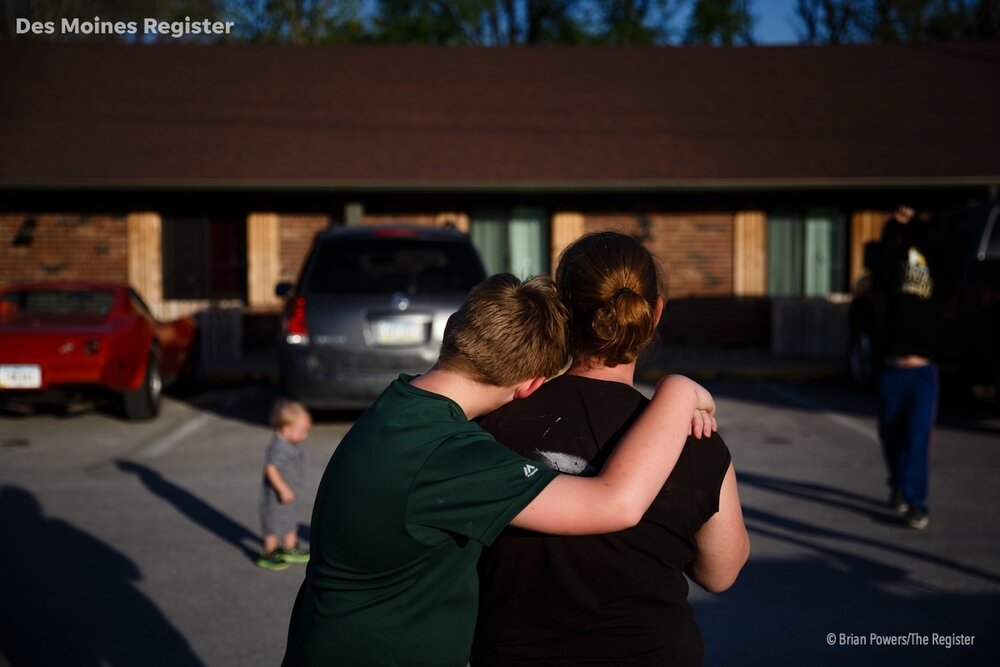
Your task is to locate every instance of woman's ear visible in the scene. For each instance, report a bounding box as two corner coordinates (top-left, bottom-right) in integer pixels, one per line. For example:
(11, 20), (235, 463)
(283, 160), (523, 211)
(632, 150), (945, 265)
(513, 375), (546, 400)
(654, 297), (665, 327)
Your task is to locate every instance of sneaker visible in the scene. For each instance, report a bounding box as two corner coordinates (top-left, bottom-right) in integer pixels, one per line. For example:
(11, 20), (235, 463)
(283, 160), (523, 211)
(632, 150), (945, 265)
(280, 545), (310, 564)
(904, 507), (929, 530)
(889, 489), (911, 514)
(256, 550), (290, 571)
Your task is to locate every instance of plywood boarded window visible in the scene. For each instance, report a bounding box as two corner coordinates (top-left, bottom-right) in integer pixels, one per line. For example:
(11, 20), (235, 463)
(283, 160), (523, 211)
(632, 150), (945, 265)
(733, 211), (766, 296)
(550, 212), (585, 276)
(849, 211), (891, 286)
(247, 213), (281, 310)
(127, 212), (163, 315)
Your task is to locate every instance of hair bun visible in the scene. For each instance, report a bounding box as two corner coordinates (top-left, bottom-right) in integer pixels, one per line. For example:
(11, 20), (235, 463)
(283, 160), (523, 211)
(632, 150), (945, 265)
(612, 287), (635, 302)
(556, 231), (664, 366)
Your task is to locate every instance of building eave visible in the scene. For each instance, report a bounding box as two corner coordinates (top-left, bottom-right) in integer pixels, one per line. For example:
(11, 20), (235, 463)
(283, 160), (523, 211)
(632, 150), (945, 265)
(1, 176), (998, 194)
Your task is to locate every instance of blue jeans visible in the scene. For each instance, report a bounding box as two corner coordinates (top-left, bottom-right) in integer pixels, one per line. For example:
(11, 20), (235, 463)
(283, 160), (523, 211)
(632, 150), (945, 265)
(878, 364), (938, 512)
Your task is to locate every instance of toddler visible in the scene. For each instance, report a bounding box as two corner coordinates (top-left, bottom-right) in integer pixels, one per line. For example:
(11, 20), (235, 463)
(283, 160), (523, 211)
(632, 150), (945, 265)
(258, 399), (311, 571)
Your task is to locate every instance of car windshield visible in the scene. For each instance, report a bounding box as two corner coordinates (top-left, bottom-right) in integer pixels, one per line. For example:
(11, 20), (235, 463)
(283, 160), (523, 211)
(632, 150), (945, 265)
(0, 289), (116, 318)
(306, 238), (485, 295)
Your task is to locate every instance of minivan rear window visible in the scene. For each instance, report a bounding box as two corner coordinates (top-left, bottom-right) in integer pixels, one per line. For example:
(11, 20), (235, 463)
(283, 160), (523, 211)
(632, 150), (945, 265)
(306, 238), (486, 295)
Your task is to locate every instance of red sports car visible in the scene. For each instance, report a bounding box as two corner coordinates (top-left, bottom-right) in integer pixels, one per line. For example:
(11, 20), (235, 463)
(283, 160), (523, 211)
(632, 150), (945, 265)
(0, 282), (197, 420)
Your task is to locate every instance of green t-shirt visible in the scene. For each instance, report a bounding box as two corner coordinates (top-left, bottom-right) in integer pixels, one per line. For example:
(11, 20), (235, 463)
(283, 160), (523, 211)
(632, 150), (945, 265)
(283, 375), (557, 667)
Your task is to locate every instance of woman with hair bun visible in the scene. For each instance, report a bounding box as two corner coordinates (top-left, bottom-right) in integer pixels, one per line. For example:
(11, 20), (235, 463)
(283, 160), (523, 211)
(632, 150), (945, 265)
(472, 232), (750, 667)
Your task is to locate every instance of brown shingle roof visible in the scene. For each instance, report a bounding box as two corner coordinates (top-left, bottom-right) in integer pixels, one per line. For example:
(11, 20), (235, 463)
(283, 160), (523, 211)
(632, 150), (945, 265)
(1, 42), (998, 189)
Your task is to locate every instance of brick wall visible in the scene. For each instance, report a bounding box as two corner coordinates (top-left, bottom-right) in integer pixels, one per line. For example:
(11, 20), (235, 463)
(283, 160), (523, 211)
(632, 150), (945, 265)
(580, 212), (734, 298)
(1, 214), (129, 287)
(647, 213), (733, 298)
(579, 211), (768, 347)
(277, 215), (329, 283)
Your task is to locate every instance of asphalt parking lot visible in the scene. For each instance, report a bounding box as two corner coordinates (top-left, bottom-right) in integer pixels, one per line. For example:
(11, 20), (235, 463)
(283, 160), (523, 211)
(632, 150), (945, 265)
(1, 377), (998, 667)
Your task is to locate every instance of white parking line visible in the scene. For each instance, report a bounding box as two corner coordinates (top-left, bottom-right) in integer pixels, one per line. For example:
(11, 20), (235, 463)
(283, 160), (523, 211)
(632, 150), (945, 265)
(764, 381), (880, 445)
(138, 411), (213, 459)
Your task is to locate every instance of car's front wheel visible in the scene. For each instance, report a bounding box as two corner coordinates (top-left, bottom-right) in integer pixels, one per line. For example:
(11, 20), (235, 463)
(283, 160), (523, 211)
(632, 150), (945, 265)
(123, 351), (162, 420)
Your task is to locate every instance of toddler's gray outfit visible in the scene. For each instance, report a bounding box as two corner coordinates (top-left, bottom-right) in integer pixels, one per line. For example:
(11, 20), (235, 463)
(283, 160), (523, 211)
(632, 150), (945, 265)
(259, 434), (304, 536)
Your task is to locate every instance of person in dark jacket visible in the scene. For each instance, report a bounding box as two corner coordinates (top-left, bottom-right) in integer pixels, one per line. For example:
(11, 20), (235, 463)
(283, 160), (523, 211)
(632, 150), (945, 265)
(872, 204), (942, 530)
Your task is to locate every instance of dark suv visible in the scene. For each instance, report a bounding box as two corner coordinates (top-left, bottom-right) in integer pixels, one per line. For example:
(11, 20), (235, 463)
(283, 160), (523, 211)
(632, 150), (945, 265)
(848, 202), (1000, 391)
(276, 226), (487, 409)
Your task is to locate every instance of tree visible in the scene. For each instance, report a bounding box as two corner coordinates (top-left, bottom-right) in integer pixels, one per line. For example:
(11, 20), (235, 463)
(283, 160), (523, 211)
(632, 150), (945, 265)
(586, 0), (684, 45)
(684, 0), (755, 45)
(794, 0), (865, 44)
(793, 0), (999, 44)
(371, 0), (586, 46)
(227, 0), (368, 44)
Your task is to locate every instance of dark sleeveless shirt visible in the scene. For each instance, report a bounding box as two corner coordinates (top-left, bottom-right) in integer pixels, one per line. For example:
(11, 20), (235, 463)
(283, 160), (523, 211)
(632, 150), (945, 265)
(472, 374), (731, 666)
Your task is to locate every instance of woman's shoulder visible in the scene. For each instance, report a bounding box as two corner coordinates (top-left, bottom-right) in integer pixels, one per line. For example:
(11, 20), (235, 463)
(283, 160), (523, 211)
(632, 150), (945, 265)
(684, 431), (731, 472)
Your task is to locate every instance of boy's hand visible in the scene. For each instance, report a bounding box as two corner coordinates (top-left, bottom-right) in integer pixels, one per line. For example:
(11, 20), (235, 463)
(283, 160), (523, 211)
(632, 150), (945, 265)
(655, 375), (717, 438)
(280, 489), (296, 504)
(690, 408), (717, 439)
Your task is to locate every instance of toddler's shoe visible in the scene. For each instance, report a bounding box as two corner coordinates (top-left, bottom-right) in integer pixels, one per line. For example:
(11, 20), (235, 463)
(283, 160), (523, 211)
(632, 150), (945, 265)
(281, 545), (310, 564)
(257, 550), (290, 571)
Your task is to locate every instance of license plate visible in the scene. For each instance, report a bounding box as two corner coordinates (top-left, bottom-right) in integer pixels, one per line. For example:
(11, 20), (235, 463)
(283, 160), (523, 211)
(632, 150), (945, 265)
(0, 365), (42, 389)
(373, 319), (424, 346)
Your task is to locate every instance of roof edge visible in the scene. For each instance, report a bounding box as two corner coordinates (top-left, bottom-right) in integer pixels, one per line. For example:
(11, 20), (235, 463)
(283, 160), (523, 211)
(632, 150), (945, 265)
(1, 176), (999, 193)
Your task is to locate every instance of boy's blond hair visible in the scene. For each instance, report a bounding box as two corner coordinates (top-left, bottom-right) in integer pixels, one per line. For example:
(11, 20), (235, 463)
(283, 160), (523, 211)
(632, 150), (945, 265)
(438, 273), (568, 386)
(270, 399), (311, 429)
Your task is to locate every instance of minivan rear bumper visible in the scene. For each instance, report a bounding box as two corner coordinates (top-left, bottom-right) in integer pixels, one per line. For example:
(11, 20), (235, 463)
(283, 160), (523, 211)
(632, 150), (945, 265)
(278, 344), (434, 409)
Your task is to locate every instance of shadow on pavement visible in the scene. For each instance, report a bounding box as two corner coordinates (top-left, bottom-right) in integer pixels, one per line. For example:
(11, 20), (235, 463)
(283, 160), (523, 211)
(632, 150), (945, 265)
(695, 547), (1000, 667)
(115, 460), (261, 564)
(0, 485), (205, 667)
(692, 482), (1000, 666)
(742, 504), (1000, 586)
(115, 460), (312, 566)
(738, 472), (893, 523)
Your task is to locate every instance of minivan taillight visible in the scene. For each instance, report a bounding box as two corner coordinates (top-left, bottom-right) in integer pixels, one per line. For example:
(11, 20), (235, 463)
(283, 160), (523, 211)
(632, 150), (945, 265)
(285, 296), (309, 345)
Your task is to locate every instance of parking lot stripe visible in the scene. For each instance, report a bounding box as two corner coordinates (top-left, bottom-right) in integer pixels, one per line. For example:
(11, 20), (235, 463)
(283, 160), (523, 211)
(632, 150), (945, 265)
(763, 381), (880, 445)
(138, 412), (213, 459)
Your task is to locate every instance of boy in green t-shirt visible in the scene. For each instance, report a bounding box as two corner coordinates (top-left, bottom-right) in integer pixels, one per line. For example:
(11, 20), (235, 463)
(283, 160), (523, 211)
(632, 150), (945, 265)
(282, 273), (716, 667)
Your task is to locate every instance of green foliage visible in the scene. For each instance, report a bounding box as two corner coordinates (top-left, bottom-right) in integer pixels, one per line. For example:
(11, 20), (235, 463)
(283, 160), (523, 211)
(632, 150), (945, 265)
(227, 0), (368, 44)
(371, 0), (589, 45)
(794, 0), (865, 44)
(794, 0), (1000, 44)
(587, 0), (684, 45)
(683, 0), (755, 45)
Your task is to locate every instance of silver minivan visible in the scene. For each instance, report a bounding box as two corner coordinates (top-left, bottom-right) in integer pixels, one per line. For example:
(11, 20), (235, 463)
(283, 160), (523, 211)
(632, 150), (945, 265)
(275, 226), (487, 409)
